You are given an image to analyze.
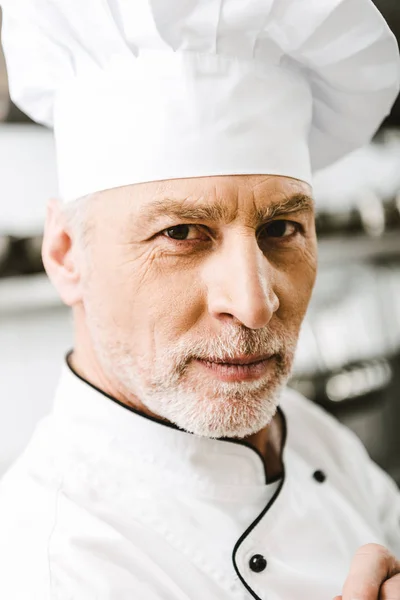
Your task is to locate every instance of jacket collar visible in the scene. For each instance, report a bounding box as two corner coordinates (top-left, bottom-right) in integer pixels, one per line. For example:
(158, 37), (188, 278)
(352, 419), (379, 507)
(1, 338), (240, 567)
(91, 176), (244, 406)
(52, 356), (287, 491)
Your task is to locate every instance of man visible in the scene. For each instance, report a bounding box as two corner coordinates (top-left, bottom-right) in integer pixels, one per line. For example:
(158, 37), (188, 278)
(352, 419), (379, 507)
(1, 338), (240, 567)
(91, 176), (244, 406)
(0, 1), (400, 599)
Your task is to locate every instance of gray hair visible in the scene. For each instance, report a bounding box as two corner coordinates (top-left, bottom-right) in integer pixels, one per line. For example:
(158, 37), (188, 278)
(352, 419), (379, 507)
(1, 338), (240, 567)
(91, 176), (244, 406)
(62, 193), (95, 250)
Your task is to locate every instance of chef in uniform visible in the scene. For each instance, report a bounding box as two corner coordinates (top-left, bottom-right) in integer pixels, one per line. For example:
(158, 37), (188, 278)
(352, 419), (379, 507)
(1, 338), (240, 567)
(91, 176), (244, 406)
(0, 1), (400, 599)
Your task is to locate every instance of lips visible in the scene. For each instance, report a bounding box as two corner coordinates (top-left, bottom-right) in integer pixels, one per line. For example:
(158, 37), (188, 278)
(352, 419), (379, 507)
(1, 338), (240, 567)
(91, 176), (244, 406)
(202, 354), (273, 366)
(196, 355), (274, 382)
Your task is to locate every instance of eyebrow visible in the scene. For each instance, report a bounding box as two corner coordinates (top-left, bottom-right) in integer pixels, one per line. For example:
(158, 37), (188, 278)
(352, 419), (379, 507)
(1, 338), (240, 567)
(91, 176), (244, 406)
(137, 192), (314, 227)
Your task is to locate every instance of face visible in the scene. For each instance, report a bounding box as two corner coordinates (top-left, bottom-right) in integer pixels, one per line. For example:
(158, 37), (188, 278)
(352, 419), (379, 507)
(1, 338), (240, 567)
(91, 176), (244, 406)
(72, 175), (318, 438)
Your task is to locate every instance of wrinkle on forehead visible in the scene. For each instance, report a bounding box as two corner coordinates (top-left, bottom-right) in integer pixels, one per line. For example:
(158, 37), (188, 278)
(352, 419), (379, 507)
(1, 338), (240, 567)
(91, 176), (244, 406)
(138, 192), (314, 228)
(94, 175), (313, 232)
(136, 175), (313, 228)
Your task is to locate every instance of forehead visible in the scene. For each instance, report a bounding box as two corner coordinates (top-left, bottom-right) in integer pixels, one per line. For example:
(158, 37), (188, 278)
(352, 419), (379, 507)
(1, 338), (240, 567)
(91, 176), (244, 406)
(95, 174), (313, 227)
(138, 174), (311, 203)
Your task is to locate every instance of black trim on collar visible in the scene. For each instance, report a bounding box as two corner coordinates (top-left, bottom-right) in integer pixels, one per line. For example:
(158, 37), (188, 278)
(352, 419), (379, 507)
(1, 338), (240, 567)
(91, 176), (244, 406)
(220, 410), (286, 485)
(66, 351), (185, 433)
(65, 350), (287, 485)
(231, 412), (288, 600)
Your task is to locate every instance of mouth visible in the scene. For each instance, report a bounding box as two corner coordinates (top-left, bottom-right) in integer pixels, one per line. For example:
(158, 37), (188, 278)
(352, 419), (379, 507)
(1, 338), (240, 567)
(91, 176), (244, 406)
(195, 355), (275, 382)
(201, 354), (274, 366)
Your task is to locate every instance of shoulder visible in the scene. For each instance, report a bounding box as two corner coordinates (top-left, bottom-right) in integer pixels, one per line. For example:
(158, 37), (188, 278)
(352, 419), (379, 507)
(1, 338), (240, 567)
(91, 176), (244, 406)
(0, 417), (62, 598)
(280, 384), (360, 443)
(279, 385), (372, 483)
(280, 387), (400, 554)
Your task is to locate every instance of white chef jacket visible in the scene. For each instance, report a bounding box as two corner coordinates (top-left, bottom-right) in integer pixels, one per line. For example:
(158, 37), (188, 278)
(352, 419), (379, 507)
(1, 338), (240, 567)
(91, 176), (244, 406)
(0, 360), (399, 600)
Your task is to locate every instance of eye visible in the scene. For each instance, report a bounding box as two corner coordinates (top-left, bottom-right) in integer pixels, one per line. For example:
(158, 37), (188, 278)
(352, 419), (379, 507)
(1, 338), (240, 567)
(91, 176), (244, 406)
(162, 224), (204, 242)
(261, 220), (301, 239)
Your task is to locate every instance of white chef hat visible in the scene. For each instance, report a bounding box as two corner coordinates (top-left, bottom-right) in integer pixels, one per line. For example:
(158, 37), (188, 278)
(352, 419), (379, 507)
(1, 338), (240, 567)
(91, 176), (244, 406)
(1, 0), (399, 202)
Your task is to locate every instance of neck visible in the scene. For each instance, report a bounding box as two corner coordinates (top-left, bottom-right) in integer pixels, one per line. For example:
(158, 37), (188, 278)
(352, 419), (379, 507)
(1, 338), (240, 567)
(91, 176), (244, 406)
(69, 342), (284, 482)
(244, 410), (284, 481)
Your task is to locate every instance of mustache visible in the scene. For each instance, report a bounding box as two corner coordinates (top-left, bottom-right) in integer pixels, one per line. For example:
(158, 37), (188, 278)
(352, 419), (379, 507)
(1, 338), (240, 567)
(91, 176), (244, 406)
(147, 324), (298, 389)
(176, 325), (296, 365)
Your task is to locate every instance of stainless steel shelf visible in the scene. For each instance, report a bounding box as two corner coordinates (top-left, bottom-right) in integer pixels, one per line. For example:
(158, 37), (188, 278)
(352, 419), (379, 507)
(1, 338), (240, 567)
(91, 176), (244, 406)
(0, 273), (62, 315)
(318, 231), (400, 265)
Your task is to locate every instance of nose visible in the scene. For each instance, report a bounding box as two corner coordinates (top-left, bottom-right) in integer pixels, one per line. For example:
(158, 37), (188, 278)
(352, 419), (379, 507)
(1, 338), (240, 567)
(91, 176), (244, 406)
(205, 232), (280, 330)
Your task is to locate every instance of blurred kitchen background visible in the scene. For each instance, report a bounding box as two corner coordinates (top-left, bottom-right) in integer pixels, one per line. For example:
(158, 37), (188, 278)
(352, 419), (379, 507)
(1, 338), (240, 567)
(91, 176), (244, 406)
(0, 4), (399, 483)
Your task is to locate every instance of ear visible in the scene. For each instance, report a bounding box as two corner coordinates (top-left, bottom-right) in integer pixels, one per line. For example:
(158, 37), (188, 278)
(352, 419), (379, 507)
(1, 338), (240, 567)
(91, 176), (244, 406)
(41, 198), (82, 306)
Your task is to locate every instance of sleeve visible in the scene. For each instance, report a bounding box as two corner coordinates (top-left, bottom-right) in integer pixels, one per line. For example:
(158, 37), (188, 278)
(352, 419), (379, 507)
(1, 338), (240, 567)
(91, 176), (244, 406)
(366, 457), (400, 557)
(285, 386), (400, 557)
(332, 408), (400, 557)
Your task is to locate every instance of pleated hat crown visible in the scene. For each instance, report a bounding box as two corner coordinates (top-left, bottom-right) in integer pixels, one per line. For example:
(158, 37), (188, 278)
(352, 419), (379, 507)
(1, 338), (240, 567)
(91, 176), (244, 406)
(2, 0), (400, 201)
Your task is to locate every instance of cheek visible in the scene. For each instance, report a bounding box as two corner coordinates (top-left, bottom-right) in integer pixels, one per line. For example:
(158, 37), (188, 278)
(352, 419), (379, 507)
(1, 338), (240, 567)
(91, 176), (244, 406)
(83, 243), (204, 342)
(81, 244), (148, 333)
(274, 247), (318, 323)
(150, 266), (205, 339)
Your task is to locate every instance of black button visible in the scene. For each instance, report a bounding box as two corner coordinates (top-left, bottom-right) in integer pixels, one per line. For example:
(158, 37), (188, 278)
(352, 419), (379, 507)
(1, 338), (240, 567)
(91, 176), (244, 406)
(249, 554), (267, 573)
(313, 469), (326, 483)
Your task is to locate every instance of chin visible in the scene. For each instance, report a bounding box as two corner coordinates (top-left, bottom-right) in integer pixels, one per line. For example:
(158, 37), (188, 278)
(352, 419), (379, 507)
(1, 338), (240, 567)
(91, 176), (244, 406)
(162, 386), (280, 439)
(192, 416), (276, 440)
